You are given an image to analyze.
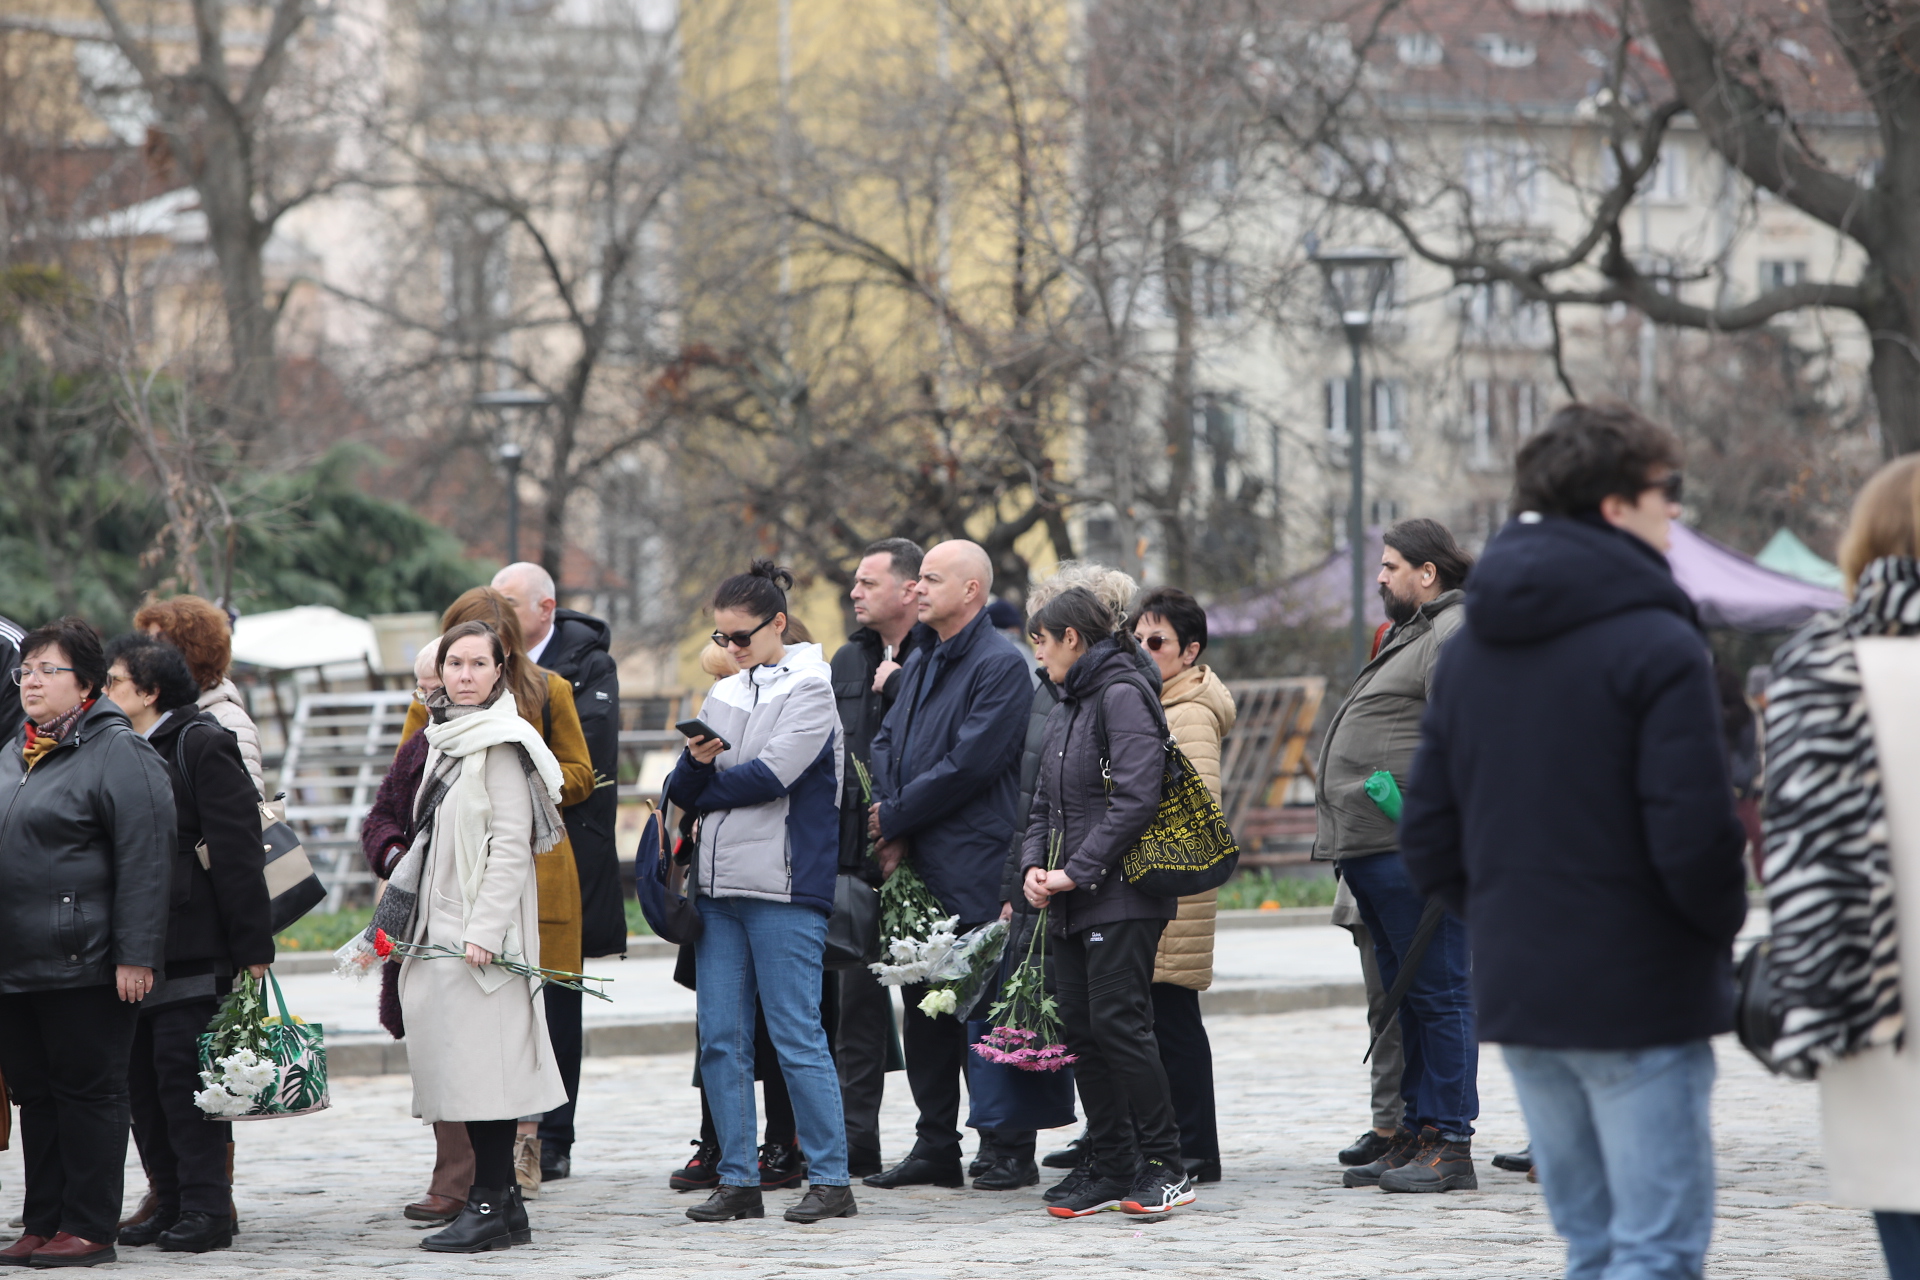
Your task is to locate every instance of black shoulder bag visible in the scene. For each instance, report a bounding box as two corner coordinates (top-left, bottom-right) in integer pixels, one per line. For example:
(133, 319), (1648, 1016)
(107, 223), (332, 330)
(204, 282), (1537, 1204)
(1091, 674), (1241, 898)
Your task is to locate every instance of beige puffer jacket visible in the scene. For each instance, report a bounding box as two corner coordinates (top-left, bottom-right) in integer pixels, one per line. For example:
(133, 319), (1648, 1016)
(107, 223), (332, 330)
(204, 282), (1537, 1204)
(1152, 664), (1237, 989)
(198, 679), (268, 801)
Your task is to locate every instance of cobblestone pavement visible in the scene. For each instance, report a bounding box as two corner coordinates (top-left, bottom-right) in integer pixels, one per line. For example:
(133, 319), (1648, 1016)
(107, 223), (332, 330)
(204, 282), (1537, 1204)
(0, 1007), (1881, 1278)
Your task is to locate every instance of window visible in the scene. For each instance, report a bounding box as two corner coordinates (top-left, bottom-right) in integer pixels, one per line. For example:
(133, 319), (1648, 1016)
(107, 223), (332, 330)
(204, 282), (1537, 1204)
(1514, 381), (1539, 440)
(1600, 143), (1687, 203)
(1463, 142), (1542, 223)
(1396, 33), (1442, 66)
(1473, 34), (1537, 68)
(1195, 256), (1237, 319)
(1759, 259), (1807, 293)
(1326, 377), (1351, 440)
(1372, 378), (1402, 438)
(1468, 378), (1494, 467)
(1197, 394), (1243, 493)
(1370, 498), (1403, 525)
(1462, 280), (1550, 347)
(439, 208), (512, 344)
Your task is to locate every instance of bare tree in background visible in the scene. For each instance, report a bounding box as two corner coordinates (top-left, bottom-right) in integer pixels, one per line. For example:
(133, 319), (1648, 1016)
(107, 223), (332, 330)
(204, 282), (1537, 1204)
(1243, 0), (1920, 449)
(346, 0), (686, 596)
(90, 0), (361, 445)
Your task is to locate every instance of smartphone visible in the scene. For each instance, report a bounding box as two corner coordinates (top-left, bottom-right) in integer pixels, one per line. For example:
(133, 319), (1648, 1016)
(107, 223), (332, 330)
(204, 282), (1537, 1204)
(675, 718), (731, 751)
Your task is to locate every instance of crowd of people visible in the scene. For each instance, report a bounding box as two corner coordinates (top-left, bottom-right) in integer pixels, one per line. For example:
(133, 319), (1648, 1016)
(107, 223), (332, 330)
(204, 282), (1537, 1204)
(1, 402), (1918, 1275)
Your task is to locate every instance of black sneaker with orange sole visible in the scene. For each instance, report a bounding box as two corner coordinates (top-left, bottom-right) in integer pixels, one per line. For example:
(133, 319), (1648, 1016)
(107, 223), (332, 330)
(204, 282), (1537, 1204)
(670, 1140), (722, 1192)
(1045, 1177), (1131, 1218)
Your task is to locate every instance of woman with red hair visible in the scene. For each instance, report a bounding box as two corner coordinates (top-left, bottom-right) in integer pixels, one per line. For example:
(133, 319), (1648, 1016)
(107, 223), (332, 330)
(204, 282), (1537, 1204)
(133, 597), (266, 801)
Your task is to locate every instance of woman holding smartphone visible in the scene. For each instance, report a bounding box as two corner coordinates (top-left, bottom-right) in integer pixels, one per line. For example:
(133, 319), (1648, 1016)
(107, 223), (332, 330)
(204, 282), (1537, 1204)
(664, 560), (853, 1225)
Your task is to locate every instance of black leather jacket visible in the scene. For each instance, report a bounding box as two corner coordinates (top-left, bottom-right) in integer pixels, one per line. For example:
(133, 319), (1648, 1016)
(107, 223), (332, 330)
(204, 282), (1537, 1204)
(0, 699), (176, 992)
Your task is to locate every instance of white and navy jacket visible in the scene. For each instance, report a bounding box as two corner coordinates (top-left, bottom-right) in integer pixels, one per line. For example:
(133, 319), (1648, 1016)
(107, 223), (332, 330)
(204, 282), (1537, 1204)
(665, 643), (842, 914)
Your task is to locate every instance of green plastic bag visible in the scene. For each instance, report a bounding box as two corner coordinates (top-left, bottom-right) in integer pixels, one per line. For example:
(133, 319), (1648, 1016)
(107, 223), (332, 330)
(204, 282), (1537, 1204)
(1365, 770), (1403, 822)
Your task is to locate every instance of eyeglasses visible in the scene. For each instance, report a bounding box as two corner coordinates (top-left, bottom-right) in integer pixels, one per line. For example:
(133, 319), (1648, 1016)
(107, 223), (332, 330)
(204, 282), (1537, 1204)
(711, 615), (777, 650)
(1645, 473), (1684, 503)
(10, 664), (75, 685)
(1140, 634), (1172, 652)
(105, 672), (134, 689)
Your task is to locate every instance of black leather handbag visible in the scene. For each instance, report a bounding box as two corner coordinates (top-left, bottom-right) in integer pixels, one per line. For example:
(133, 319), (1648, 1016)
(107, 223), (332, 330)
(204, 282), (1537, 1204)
(1733, 938), (1784, 1074)
(824, 873), (881, 970)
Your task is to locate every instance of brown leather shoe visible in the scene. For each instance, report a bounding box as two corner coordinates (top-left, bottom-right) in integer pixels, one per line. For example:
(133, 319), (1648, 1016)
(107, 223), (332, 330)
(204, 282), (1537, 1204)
(119, 1186), (162, 1231)
(0, 1236), (48, 1267)
(404, 1194), (465, 1224)
(25, 1234), (115, 1267)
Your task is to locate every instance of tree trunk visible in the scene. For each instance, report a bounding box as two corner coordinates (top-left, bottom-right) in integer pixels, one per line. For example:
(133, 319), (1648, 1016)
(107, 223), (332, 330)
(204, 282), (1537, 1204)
(1159, 217), (1196, 582)
(1863, 254), (1920, 456)
(191, 115), (276, 444)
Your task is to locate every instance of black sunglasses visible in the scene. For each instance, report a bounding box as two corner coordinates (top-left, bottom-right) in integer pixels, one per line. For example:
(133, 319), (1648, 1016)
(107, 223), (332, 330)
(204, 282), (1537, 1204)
(1139, 634), (1183, 653)
(1645, 472), (1684, 503)
(711, 615), (778, 649)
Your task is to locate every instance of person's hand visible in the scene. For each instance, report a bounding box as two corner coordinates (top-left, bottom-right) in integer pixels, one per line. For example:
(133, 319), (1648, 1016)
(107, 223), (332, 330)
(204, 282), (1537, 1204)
(877, 838), (906, 879)
(1023, 867), (1051, 908)
(1043, 870), (1077, 898)
(999, 901), (1013, 922)
(868, 802), (883, 839)
(872, 660), (901, 693)
(687, 735), (725, 765)
(247, 963), (270, 981)
(465, 943), (494, 967)
(117, 965), (154, 1003)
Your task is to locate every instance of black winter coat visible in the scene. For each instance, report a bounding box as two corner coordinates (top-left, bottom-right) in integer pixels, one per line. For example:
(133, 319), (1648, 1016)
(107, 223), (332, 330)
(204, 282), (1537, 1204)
(870, 607), (1033, 925)
(0, 700), (175, 992)
(539, 609), (625, 957)
(148, 710), (276, 980)
(831, 623), (936, 876)
(1399, 514), (1749, 1049)
(999, 673), (1057, 913)
(1020, 636), (1173, 936)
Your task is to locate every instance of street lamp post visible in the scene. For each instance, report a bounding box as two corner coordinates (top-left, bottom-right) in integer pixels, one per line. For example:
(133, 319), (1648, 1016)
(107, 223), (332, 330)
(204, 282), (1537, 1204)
(1312, 247), (1401, 681)
(473, 388), (551, 567)
(498, 441), (524, 563)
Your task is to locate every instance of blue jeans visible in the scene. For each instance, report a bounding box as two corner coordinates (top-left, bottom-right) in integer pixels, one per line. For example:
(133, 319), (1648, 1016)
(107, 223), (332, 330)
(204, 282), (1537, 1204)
(1880, 1212), (1920, 1280)
(1340, 852), (1478, 1138)
(1503, 1041), (1717, 1280)
(694, 897), (848, 1187)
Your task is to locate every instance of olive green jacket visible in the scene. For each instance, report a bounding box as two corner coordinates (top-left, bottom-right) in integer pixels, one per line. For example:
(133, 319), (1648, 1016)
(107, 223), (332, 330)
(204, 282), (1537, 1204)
(1312, 590), (1465, 862)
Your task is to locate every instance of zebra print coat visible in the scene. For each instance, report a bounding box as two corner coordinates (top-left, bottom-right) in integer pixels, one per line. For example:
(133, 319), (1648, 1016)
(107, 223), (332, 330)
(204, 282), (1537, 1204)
(1761, 555), (1916, 1078)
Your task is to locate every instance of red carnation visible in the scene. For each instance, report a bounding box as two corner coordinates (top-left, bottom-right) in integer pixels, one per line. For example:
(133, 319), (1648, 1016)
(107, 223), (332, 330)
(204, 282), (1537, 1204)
(373, 928), (394, 958)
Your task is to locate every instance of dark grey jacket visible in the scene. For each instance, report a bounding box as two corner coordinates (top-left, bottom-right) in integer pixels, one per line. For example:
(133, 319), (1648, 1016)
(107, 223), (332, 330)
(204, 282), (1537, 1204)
(999, 673), (1059, 913)
(539, 609), (624, 957)
(0, 699), (176, 993)
(1020, 636), (1173, 936)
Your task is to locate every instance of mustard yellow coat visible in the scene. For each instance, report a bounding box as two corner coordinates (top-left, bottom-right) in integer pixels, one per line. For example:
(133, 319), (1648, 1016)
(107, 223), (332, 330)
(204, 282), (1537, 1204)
(401, 671), (596, 974)
(1151, 665), (1237, 990)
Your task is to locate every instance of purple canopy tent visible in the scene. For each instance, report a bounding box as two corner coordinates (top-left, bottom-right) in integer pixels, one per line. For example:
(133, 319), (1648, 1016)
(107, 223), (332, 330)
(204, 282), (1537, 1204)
(1208, 522), (1842, 639)
(1665, 523), (1844, 632)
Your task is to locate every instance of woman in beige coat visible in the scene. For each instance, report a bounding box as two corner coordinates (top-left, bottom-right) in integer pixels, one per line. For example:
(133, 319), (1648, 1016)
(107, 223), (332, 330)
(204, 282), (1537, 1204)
(1132, 588), (1236, 1185)
(393, 621), (567, 1253)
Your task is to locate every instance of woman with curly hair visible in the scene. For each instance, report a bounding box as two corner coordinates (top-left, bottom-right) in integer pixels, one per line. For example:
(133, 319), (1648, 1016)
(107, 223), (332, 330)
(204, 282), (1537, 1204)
(134, 597), (266, 802)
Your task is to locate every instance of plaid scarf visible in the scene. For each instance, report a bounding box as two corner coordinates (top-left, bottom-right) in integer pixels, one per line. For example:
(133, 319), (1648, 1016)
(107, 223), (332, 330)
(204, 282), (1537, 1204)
(23, 698), (95, 769)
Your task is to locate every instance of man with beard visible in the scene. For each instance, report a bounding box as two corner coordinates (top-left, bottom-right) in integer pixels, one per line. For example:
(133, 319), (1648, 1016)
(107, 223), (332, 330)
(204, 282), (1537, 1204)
(1313, 518), (1481, 1194)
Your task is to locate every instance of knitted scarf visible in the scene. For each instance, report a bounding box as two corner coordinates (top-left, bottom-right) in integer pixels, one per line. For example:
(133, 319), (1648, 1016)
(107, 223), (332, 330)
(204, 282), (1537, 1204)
(22, 698), (95, 769)
(341, 687), (562, 990)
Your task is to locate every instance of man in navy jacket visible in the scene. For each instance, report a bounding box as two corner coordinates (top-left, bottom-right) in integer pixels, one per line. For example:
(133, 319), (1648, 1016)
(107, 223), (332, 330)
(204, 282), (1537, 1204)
(1400, 404), (1748, 1280)
(863, 539), (1032, 1191)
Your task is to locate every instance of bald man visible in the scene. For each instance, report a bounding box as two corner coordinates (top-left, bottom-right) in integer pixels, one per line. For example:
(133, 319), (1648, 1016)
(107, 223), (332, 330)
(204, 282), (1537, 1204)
(489, 562), (621, 1183)
(864, 540), (1038, 1191)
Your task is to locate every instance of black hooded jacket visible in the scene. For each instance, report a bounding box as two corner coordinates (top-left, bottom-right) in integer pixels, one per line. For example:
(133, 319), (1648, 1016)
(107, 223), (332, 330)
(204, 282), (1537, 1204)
(1399, 514), (1749, 1049)
(831, 622), (937, 876)
(537, 608), (625, 957)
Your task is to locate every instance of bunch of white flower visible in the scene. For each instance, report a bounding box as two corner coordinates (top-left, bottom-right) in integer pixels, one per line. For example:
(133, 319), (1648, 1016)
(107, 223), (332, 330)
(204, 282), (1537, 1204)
(194, 1048), (278, 1116)
(869, 915), (963, 986)
(917, 987), (960, 1016)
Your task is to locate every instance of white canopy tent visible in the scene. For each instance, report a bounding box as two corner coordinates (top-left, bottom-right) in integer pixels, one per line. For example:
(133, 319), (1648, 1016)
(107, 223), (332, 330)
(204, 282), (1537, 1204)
(230, 606), (379, 672)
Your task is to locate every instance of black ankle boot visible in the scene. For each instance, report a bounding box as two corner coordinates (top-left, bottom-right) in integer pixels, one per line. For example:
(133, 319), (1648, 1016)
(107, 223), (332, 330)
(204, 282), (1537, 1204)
(156, 1210), (233, 1253)
(116, 1209), (179, 1248)
(504, 1185), (531, 1246)
(420, 1186), (514, 1253)
(685, 1185), (764, 1222)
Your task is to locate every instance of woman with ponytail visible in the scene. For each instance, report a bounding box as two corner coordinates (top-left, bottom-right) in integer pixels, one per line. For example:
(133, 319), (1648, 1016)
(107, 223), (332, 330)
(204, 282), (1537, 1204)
(664, 561), (854, 1225)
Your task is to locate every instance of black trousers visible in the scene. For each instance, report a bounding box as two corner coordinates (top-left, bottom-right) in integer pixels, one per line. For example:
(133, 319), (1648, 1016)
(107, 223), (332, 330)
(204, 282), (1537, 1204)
(835, 963), (891, 1159)
(1149, 983), (1219, 1165)
(536, 982), (583, 1151)
(129, 999), (231, 1216)
(1054, 918), (1181, 1183)
(467, 1119), (516, 1189)
(0, 985), (140, 1243)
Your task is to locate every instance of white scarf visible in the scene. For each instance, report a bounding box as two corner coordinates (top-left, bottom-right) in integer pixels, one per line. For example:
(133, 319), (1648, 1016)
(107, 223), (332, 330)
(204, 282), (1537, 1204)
(423, 693), (564, 993)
